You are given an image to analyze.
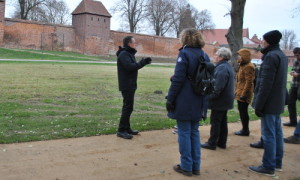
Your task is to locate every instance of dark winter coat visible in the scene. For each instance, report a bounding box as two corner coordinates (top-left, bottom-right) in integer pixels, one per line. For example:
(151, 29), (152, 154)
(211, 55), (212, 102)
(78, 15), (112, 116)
(208, 60), (234, 111)
(167, 46), (210, 121)
(252, 44), (288, 114)
(235, 58), (255, 104)
(117, 46), (144, 91)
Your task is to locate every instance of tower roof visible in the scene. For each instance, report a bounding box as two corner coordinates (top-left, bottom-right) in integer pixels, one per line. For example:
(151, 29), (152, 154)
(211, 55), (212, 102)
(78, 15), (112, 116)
(72, 0), (111, 17)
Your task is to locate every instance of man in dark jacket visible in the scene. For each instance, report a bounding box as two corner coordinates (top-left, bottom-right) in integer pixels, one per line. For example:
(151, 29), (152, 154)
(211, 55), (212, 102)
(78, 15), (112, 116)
(116, 36), (152, 139)
(201, 47), (234, 150)
(285, 47), (300, 127)
(249, 30), (288, 176)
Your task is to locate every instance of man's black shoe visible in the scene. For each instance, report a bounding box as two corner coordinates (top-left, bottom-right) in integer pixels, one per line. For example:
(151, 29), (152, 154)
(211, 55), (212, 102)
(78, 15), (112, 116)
(117, 132), (133, 139)
(128, 129), (139, 135)
(284, 135), (300, 144)
(248, 165), (275, 176)
(201, 142), (216, 150)
(234, 130), (250, 136)
(192, 170), (200, 175)
(250, 141), (264, 149)
(217, 144), (226, 149)
(173, 164), (192, 176)
(283, 122), (297, 127)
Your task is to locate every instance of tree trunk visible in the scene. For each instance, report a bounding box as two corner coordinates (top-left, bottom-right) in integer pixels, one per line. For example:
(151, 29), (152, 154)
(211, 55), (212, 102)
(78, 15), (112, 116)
(226, 0), (246, 72)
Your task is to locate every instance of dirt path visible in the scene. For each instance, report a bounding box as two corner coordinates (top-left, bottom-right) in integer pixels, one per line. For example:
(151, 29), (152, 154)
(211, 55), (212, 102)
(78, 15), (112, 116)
(0, 118), (299, 180)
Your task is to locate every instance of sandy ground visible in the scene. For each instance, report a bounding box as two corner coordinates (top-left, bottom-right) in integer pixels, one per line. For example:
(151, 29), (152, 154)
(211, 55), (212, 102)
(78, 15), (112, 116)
(0, 117), (299, 180)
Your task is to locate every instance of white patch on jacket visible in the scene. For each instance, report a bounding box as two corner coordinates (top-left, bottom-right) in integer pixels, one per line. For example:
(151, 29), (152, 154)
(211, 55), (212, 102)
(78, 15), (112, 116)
(177, 57), (182, 62)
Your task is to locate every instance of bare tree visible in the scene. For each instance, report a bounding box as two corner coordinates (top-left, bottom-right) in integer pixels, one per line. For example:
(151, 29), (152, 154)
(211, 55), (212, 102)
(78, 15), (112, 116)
(25, 0), (70, 24)
(111, 0), (146, 33)
(146, 0), (174, 36)
(292, 2), (300, 18)
(169, 1), (215, 38)
(169, 0), (188, 37)
(40, 0), (70, 24)
(178, 4), (196, 34)
(14, 0), (46, 20)
(193, 9), (215, 32)
(12, 0), (70, 24)
(281, 30), (298, 50)
(225, 0), (246, 72)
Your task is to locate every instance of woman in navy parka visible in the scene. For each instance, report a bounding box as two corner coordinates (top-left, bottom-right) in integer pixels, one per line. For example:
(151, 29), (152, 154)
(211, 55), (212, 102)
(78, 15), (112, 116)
(166, 28), (209, 177)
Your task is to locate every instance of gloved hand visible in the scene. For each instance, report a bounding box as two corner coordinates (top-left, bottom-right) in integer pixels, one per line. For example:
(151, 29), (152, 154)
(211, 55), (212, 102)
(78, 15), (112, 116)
(144, 57), (152, 64)
(139, 57), (151, 66)
(166, 101), (175, 112)
(240, 96), (247, 101)
(170, 75), (174, 82)
(255, 109), (264, 117)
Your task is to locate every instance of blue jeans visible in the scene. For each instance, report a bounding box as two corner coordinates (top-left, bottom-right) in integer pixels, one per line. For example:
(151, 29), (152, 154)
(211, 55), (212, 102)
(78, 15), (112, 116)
(261, 114), (284, 170)
(294, 120), (300, 139)
(177, 120), (201, 172)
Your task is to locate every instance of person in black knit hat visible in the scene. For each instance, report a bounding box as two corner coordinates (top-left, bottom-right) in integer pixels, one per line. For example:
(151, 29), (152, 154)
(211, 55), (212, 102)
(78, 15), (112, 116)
(249, 30), (288, 176)
(249, 30), (285, 149)
(262, 30), (282, 45)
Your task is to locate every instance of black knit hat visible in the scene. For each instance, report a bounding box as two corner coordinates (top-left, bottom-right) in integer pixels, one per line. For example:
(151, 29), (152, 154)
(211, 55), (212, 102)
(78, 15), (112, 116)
(293, 47), (300, 54)
(263, 30), (282, 45)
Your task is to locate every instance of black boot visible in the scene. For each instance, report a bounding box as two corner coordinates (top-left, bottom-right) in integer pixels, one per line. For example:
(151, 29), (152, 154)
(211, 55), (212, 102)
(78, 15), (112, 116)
(250, 141), (263, 149)
(283, 122), (297, 127)
(234, 129), (250, 136)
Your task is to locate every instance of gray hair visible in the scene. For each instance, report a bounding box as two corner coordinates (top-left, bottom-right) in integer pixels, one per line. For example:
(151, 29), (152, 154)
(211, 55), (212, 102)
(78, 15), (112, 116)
(216, 47), (232, 60)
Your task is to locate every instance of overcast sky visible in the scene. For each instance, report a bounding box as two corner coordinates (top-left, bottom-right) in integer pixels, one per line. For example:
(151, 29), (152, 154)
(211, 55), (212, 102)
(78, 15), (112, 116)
(5, 0), (300, 42)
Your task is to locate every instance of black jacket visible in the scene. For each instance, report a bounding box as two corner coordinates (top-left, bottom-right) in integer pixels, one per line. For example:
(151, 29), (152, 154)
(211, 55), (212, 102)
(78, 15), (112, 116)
(208, 60), (234, 110)
(117, 46), (145, 91)
(252, 44), (288, 114)
(167, 46), (210, 121)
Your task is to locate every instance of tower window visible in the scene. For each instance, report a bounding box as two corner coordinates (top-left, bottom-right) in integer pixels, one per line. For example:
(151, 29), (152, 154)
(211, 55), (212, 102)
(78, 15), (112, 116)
(104, 19), (106, 23)
(91, 17), (93, 21)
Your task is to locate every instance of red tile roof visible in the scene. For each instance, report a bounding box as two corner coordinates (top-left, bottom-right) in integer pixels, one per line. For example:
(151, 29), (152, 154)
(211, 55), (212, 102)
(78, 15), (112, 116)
(72, 0), (111, 17)
(201, 28), (249, 45)
(251, 34), (262, 45)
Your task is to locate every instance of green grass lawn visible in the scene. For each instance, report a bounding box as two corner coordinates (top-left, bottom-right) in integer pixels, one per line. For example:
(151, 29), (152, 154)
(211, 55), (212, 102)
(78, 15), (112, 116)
(0, 62), (176, 143)
(0, 48), (297, 144)
(0, 48), (115, 61)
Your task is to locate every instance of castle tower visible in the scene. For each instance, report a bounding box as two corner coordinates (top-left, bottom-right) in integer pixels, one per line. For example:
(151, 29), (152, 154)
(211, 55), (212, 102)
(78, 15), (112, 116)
(72, 0), (111, 54)
(0, 0), (5, 45)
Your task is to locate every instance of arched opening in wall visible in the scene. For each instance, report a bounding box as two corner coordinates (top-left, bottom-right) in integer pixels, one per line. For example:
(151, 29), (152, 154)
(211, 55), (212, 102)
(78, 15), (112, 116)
(104, 19), (106, 23)
(91, 17), (93, 21)
(98, 18), (100, 22)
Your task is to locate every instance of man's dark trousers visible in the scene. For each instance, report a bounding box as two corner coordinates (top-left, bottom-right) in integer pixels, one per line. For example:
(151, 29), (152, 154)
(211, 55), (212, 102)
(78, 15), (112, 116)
(288, 87), (298, 125)
(208, 110), (228, 147)
(118, 89), (136, 132)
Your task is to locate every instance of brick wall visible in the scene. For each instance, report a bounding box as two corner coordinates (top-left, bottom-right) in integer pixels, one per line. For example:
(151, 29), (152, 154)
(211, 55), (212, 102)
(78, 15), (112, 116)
(0, 23), (3, 45)
(0, 0), (4, 23)
(2, 18), (220, 59)
(72, 13), (111, 55)
(109, 31), (218, 59)
(3, 19), (76, 52)
(0, 0), (4, 45)
(110, 31), (181, 58)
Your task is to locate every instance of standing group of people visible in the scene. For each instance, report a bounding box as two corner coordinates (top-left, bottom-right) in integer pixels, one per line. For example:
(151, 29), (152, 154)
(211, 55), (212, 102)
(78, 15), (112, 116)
(115, 29), (300, 177)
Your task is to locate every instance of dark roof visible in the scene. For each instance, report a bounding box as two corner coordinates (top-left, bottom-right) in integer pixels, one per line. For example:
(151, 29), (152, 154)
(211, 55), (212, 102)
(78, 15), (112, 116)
(72, 0), (111, 17)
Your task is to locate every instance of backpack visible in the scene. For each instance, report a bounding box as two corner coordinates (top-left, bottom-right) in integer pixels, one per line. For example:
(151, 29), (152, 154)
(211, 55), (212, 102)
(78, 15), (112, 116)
(187, 50), (215, 96)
